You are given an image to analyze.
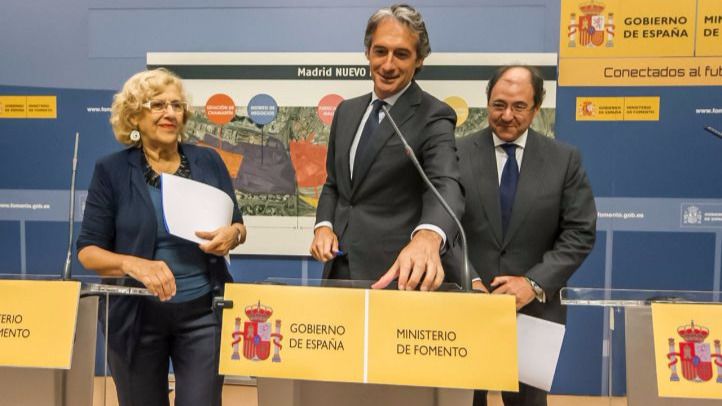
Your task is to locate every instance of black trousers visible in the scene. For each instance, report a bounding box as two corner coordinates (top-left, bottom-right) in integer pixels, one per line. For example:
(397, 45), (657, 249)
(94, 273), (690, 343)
(473, 383), (547, 406)
(107, 294), (223, 406)
(329, 254), (351, 280)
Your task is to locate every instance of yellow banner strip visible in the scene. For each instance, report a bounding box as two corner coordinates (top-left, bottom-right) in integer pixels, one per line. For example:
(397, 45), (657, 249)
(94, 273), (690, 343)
(560, 57), (722, 86)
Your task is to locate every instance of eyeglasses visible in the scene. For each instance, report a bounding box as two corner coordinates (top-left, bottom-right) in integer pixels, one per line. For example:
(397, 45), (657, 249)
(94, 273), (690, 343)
(142, 100), (187, 113)
(489, 101), (532, 114)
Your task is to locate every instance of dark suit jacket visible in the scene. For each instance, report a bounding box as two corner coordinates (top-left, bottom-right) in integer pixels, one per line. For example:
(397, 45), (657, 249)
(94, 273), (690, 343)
(316, 81), (465, 283)
(457, 127), (596, 323)
(76, 143), (242, 359)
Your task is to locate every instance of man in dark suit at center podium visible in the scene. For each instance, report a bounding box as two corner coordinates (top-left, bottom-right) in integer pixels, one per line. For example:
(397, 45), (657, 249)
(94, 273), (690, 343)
(310, 4), (464, 291)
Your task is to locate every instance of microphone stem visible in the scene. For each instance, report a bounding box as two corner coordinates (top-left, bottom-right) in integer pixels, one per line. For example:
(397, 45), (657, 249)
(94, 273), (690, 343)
(62, 132), (79, 280)
(704, 126), (722, 139)
(381, 105), (471, 292)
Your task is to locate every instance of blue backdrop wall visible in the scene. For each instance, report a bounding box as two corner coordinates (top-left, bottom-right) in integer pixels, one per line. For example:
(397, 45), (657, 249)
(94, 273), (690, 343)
(4, 0), (720, 397)
(0, 0), (561, 285)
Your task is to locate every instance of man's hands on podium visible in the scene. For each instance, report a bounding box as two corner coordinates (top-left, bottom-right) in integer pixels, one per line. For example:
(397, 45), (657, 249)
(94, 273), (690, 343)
(472, 279), (489, 293)
(310, 226), (339, 262)
(372, 229), (444, 292)
(490, 275), (535, 310)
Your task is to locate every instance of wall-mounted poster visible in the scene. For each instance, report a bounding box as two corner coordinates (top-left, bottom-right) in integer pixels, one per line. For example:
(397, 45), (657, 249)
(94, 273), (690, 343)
(148, 53), (557, 255)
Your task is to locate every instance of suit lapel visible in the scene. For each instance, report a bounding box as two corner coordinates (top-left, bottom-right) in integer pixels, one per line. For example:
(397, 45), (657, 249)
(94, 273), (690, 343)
(126, 148), (155, 215)
(503, 130), (545, 245)
(473, 129), (504, 245)
(184, 145), (210, 184)
(352, 82), (421, 194)
(338, 95), (370, 196)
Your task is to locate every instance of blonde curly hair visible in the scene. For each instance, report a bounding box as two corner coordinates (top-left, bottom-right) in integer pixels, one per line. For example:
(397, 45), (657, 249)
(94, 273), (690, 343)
(110, 68), (190, 146)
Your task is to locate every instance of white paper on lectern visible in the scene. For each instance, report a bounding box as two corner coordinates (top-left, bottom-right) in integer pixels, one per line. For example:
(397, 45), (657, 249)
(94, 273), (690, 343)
(516, 314), (566, 391)
(160, 173), (233, 244)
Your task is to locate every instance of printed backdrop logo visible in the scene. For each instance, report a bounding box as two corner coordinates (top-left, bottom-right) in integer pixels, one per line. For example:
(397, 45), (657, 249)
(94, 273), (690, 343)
(568, 0), (615, 48)
(579, 100), (597, 117)
(682, 205), (703, 225)
(667, 321), (722, 383)
(231, 301), (283, 362)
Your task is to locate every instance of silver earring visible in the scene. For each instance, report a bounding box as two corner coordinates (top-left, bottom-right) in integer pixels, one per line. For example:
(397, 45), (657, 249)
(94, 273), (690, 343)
(129, 129), (140, 142)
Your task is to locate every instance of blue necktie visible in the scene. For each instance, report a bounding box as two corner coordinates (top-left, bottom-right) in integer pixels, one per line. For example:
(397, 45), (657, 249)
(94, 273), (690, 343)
(499, 143), (518, 235)
(354, 99), (386, 163)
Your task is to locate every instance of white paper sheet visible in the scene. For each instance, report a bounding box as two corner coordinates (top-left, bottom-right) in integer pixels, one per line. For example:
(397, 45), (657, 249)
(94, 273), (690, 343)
(160, 173), (234, 263)
(516, 313), (566, 391)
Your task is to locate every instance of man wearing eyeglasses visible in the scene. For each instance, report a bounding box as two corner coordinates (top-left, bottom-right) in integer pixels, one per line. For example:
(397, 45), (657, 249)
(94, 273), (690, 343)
(457, 65), (597, 406)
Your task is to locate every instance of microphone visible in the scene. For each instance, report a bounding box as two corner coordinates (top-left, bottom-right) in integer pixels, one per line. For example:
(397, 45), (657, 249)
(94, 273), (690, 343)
(704, 126), (722, 139)
(62, 132), (79, 280)
(381, 104), (472, 292)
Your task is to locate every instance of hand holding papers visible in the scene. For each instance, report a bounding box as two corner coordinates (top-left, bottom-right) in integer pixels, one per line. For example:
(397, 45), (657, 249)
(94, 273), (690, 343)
(161, 173), (236, 262)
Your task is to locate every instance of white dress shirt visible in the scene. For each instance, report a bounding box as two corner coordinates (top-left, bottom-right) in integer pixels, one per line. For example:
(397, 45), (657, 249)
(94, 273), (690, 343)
(492, 130), (527, 184)
(315, 81), (447, 248)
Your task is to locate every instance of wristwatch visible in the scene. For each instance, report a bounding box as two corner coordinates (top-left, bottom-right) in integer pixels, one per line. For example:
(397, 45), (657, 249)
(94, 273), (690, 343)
(232, 223), (244, 245)
(524, 277), (546, 303)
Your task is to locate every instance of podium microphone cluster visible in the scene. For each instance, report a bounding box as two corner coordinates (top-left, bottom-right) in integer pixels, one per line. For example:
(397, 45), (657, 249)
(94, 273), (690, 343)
(381, 105), (472, 292)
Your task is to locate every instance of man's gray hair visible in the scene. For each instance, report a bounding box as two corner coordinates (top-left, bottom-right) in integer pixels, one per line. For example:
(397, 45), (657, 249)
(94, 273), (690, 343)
(364, 4), (431, 61)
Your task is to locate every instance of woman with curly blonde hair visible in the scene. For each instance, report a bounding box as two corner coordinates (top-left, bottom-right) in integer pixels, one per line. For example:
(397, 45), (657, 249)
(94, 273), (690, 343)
(77, 68), (245, 406)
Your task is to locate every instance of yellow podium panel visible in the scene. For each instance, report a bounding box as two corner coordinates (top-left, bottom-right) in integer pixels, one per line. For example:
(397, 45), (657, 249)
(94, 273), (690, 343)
(220, 284), (518, 390)
(367, 289), (518, 390)
(219, 284), (366, 383)
(651, 303), (722, 400)
(0, 280), (80, 369)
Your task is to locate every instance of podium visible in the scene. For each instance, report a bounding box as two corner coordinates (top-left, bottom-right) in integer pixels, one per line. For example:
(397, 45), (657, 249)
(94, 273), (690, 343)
(0, 274), (150, 406)
(0, 295), (97, 405)
(561, 287), (722, 405)
(222, 279), (500, 406)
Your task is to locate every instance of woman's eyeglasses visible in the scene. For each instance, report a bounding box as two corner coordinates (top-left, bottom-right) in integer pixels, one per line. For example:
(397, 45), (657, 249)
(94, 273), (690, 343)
(142, 100), (187, 113)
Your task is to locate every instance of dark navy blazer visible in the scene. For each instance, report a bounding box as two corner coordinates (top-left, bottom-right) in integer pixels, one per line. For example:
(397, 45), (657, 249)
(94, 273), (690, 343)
(76, 143), (243, 359)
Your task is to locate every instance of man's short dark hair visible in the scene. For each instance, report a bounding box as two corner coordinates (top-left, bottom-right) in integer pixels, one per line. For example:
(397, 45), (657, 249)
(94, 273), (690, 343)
(486, 65), (546, 109)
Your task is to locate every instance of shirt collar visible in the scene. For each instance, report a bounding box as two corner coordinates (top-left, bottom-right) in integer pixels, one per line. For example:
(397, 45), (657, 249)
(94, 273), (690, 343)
(371, 80), (413, 107)
(492, 129), (528, 150)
